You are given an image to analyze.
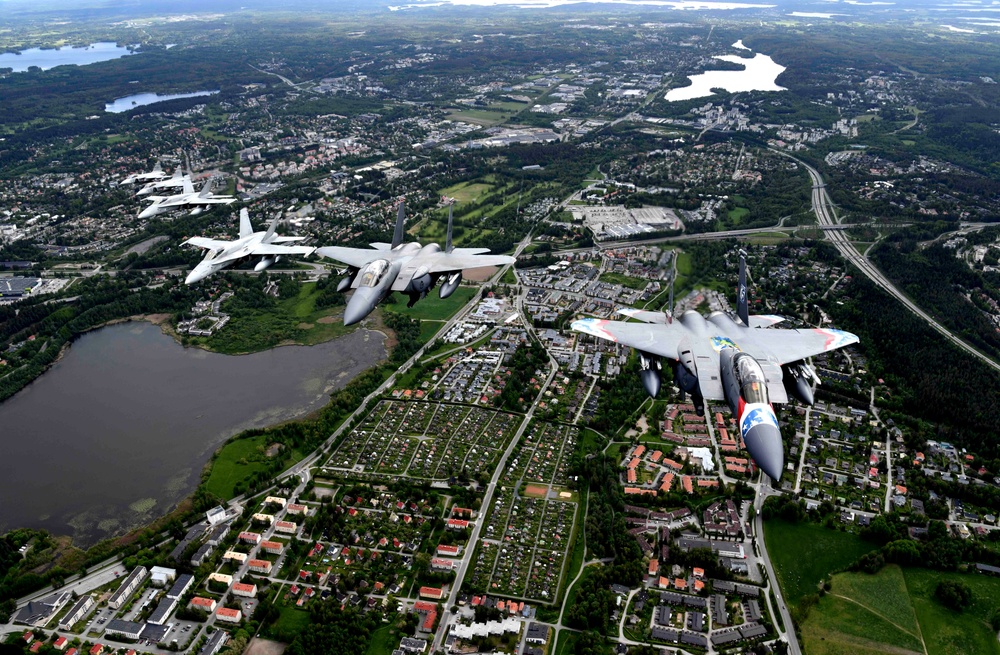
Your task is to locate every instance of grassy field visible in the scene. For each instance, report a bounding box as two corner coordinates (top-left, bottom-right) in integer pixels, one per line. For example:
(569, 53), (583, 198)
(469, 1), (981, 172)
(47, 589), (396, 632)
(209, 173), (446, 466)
(554, 630), (578, 655)
(764, 519), (878, 607)
(801, 565), (1000, 655)
(272, 605), (311, 637)
(440, 181), (495, 205)
(365, 625), (398, 655)
(382, 286), (477, 321)
(203, 435), (271, 498)
(202, 281), (352, 354)
(599, 272), (652, 291)
(904, 568), (1000, 655)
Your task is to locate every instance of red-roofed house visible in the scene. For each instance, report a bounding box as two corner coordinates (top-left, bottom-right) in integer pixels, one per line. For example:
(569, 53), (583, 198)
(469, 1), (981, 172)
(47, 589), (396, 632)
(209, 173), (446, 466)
(216, 607), (242, 623)
(660, 473), (675, 493)
(22, 632), (33, 643)
(650, 450), (663, 463)
(29, 642), (42, 653)
(648, 559), (659, 576)
(274, 520), (297, 534)
(658, 576), (669, 589)
(437, 544), (461, 557)
(53, 637), (68, 651)
(674, 578), (687, 590)
(682, 476), (693, 493)
(232, 582), (257, 598)
(419, 586), (444, 600)
(446, 518), (469, 530)
(191, 597), (217, 612)
(65, 650), (78, 655)
(248, 559), (272, 574)
(634, 445), (647, 458)
(89, 645), (104, 655)
(261, 540), (284, 555)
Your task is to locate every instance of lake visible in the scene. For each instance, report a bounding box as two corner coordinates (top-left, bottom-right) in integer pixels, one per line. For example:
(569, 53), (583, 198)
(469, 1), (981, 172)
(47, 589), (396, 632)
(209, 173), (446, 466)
(105, 91), (220, 114)
(0, 322), (386, 546)
(0, 42), (133, 73)
(665, 52), (787, 102)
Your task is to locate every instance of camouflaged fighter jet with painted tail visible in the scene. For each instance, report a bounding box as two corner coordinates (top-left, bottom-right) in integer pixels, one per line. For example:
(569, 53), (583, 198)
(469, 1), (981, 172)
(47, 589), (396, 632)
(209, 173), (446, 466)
(315, 201), (515, 326)
(571, 251), (859, 481)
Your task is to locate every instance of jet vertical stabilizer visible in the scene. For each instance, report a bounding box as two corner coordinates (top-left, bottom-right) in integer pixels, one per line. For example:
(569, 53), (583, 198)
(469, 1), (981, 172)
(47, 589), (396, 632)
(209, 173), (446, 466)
(737, 250), (749, 327)
(239, 208), (253, 239)
(391, 201), (406, 249)
(263, 217), (279, 243)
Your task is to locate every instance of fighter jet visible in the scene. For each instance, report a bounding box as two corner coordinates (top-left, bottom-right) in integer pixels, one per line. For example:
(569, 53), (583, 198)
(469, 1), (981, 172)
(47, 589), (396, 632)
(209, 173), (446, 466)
(137, 168), (190, 196)
(315, 201), (516, 325)
(122, 162), (170, 185)
(570, 251), (859, 481)
(139, 177), (235, 219)
(182, 208), (315, 285)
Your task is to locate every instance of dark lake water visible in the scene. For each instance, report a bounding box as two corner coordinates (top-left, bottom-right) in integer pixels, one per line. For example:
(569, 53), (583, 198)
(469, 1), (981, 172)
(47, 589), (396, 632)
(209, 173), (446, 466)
(0, 322), (385, 546)
(0, 42), (133, 73)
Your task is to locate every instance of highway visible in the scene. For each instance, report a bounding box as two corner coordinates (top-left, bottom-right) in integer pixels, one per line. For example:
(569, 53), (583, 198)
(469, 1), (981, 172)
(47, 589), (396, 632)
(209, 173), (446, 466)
(779, 151), (1000, 374)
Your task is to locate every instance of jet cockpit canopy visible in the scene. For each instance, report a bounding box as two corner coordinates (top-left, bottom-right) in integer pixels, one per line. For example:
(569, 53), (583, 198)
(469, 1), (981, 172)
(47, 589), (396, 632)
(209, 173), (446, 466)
(733, 352), (768, 405)
(359, 259), (390, 287)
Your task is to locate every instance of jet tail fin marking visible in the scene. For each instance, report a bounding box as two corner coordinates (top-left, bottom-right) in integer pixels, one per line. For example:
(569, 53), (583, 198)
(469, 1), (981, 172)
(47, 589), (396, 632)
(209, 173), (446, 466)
(737, 249), (749, 327)
(445, 204), (454, 254)
(239, 208), (253, 239)
(391, 201), (405, 249)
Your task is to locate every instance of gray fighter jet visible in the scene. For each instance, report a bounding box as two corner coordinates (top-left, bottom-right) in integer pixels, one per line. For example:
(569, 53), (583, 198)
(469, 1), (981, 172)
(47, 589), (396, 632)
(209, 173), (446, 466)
(571, 251), (859, 480)
(122, 161), (169, 185)
(183, 209), (314, 284)
(139, 177), (235, 219)
(316, 201), (515, 325)
(137, 168), (190, 196)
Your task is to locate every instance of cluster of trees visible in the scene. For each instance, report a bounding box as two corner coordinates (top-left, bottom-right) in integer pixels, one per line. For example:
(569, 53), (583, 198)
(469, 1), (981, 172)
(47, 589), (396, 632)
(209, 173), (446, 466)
(496, 339), (548, 412)
(934, 579), (973, 612)
(830, 274), (1000, 463)
(284, 603), (381, 655)
(382, 310), (423, 365)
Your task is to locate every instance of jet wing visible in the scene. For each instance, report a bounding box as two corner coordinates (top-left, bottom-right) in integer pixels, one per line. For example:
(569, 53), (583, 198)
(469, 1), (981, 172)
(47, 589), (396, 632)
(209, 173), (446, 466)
(270, 236), (307, 243)
(197, 197), (235, 205)
(616, 308), (670, 324)
(426, 253), (515, 274)
(368, 242), (394, 251)
(251, 244), (315, 257)
(184, 237), (231, 251)
(571, 318), (688, 361)
(315, 246), (388, 269)
(749, 315), (785, 328)
(745, 328), (859, 365)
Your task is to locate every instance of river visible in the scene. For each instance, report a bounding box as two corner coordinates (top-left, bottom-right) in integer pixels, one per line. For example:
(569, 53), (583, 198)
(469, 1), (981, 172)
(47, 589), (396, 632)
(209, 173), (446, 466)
(0, 322), (385, 546)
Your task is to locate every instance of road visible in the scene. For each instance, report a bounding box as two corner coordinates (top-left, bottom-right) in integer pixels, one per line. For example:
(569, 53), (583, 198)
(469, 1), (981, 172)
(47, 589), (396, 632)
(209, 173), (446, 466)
(777, 150), (1000, 374)
(753, 481), (801, 655)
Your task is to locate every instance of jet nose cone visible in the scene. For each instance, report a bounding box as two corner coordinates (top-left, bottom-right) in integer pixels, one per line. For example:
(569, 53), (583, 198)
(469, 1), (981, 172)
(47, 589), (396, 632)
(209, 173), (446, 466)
(344, 288), (378, 326)
(743, 422), (784, 481)
(185, 266), (209, 285)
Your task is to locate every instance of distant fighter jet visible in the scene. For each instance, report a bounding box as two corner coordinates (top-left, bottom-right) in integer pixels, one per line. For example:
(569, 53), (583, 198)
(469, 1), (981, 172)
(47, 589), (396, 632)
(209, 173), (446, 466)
(571, 251), (859, 480)
(122, 162), (170, 185)
(137, 168), (190, 196)
(139, 177), (235, 219)
(182, 208), (315, 284)
(315, 201), (515, 325)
